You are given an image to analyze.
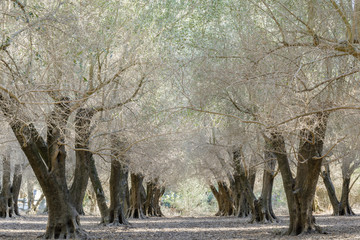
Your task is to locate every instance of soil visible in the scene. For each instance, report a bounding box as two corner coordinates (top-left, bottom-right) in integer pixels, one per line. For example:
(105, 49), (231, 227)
(0, 213), (359, 239)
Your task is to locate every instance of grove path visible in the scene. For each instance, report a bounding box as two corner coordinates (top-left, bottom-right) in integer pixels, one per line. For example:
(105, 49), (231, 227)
(0, 214), (360, 239)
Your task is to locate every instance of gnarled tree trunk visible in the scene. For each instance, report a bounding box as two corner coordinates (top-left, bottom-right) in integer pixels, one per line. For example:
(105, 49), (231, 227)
(44, 98), (87, 238)
(259, 140), (277, 222)
(338, 176), (355, 215)
(128, 173), (145, 219)
(232, 146), (276, 223)
(237, 170), (256, 218)
(217, 181), (234, 216)
(210, 181), (234, 216)
(0, 154), (13, 218)
(153, 186), (165, 217)
(322, 164), (340, 215)
(0, 94), (88, 239)
(88, 153), (110, 224)
(323, 154), (357, 216)
(144, 179), (164, 217)
(231, 147), (256, 218)
(144, 181), (155, 216)
(271, 112), (329, 235)
(70, 108), (95, 215)
(108, 135), (129, 225)
(210, 184), (222, 216)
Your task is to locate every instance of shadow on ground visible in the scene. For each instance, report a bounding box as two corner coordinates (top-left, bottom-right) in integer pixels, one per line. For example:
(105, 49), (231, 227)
(0, 214), (360, 239)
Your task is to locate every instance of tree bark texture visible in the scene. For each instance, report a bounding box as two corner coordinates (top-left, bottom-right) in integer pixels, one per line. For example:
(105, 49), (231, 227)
(218, 181), (234, 216)
(271, 112), (329, 235)
(210, 182), (235, 217)
(12, 164), (22, 216)
(70, 108), (95, 215)
(128, 173), (145, 219)
(322, 165), (340, 215)
(88, 153), (110, 224)
(108, 135), (129, 225)
(237, 170), (256, 218)
(231, 146), (275, 223)
(0, 94), (88, 239)
(259, 139), (277, 222)
(338, 177), (355, 215)
(153, 186), (165, 216)
(322, 164), (355, 216)
(144, 179), (164, 217)
(231, 147), (256, 218)
(210, 184), (222, 216)
(0, 155), (13, 218)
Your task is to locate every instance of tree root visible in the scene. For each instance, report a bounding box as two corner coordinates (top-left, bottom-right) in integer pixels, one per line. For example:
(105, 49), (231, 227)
(127, 208), (146, 219)
(42, 217), (90, 239)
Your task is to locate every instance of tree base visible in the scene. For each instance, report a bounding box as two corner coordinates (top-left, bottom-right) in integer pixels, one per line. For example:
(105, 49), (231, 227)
(249, 201), (278, 224)
(43, 214), (89, 239)
(127, 208), (146, 219)
(332, 208), (355, 216)
(286, 222), (327, 236)
(295, 225), (326, 236)
(107, 220), (130, 227)
(40, 228), (89, 240)
(144, 205), (164, 217)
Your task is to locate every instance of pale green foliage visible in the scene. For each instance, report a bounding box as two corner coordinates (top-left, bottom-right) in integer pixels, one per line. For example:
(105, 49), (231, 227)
(162, 178), (217, 216)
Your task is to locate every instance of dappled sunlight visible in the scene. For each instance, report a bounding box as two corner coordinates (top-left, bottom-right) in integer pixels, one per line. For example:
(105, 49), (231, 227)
(0, 229), (42, 233)
(0, 214), (360, 239)
(118, 226), (285, 233)
(2, 0), (360, 239)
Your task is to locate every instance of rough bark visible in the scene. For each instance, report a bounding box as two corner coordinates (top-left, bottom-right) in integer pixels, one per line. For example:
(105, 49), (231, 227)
(0, 157), (22, 217)
(12, 164), (22, 216)
(0, 155), (13, 218)
(217, 181), (234, 216)
(128, 173), (145, 219)
(70, 108), (95, 215)
(322, 164), (340, 215)
(0, 94), (88, 239)
(108, 135), (129, 225)
(338, 177), (355, 215)
(210, 184), (222, 216)
(210, 181), (235, 217)
(88, 153), (110, 224)
(322, 158), (356, 216)
(259, 140), (277, 222)
(232, 146), (273, 223)
(232, 147), (255, 218)
(240, 169), (256, 217)
(231, 147), (244, 217)
(144, 179), (164, 217)
(237, 169), (261, 223)
(338, 157), (356, 215)
(46, 99), (88, 238)
(153, 186), (165, 217)
(144, 181), (155, 216)
(271, 112), (329, 235)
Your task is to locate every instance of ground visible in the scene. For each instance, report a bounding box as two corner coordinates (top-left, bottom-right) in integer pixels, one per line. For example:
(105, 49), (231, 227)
(0, 213), (360, 239)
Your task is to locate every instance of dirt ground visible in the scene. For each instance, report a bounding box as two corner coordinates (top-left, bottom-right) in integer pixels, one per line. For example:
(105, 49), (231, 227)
(0, 213), (360, 239)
